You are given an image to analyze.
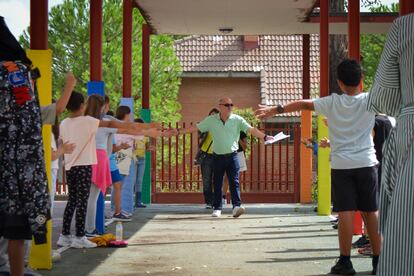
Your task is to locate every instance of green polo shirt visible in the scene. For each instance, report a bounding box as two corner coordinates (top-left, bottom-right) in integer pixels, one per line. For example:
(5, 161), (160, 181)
(197, 113), (251, 154)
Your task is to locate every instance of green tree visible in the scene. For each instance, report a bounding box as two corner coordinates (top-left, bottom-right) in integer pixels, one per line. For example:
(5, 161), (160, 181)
(20, 0), (182, 123)
(328, 0), (381, 94)
(232, 107), (260, 159)
(361, 3), (399, 91)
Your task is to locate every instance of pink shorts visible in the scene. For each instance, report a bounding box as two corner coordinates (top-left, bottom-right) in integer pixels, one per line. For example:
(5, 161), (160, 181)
(92, 149), (112, 193)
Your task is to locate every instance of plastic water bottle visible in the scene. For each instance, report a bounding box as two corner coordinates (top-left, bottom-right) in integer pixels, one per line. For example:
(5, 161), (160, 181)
(116, 222), (123, 241)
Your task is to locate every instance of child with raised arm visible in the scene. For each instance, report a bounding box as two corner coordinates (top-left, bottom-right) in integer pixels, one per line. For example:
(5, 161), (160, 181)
(255, 59), (381, 275)
(57, 92), (159, 248)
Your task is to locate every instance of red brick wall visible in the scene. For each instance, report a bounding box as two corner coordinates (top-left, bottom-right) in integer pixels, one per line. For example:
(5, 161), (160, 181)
(178, 77), (261, 124)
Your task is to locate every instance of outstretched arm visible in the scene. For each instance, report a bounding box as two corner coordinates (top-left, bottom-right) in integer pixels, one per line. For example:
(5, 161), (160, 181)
(176, 125), (199, 135)
(99, 120), (161, 131)
(246, 127), (274, 142)
(56, 72), (77, 114)
(255, 100), (314, 119)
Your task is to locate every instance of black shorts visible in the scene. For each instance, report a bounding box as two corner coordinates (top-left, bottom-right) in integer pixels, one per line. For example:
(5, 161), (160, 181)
(331, 166), (378, 212)
(0, 213), (32, 240)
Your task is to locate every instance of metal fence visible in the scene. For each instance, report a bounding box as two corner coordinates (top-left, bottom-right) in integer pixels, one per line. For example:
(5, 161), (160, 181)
(151, 123), (301, 203)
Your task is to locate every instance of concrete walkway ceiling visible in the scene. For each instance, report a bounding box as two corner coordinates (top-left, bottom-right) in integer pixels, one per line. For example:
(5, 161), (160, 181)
(135, 0), (394, 35)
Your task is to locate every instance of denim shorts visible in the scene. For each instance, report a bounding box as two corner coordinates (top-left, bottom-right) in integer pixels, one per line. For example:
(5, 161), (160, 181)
(111, 169), (123, 183)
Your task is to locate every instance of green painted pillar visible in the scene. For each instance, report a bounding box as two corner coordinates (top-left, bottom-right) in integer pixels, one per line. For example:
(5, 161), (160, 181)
(141, 108), (151, 204)
(317, 115), (331, 215)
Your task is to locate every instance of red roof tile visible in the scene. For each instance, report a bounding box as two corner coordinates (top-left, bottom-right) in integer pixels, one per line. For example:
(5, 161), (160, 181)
(175, 35), (320, 117)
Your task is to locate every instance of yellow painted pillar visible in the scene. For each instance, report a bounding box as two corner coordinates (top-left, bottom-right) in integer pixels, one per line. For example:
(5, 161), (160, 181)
(317, 115), (331, 215)
(300, 110), (313, 203)
(26, 49), (53, 270)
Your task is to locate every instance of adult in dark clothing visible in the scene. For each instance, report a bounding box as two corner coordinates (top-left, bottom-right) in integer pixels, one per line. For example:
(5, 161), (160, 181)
(373, 115), (393, 183)
(0, 17), (50, 276)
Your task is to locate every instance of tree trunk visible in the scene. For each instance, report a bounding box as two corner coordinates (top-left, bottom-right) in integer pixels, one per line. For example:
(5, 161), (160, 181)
(329, 0), (348, 95)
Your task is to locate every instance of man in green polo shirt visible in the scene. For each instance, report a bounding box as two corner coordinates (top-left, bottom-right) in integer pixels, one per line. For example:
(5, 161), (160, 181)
(179, 97), (272, 218)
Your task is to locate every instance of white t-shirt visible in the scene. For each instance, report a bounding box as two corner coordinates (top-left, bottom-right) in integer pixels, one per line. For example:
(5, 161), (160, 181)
(51, 133), (59, 170)
(313, 93), (378, 170)
(95, 118), (117, 152)
(60, 116), (100, 170)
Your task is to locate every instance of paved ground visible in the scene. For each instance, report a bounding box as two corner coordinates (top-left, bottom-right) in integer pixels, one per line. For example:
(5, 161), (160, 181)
(42, 203), (373, 276)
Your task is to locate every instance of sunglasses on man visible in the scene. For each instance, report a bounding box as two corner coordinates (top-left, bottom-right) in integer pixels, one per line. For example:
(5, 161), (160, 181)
(220, 103), (234, 107)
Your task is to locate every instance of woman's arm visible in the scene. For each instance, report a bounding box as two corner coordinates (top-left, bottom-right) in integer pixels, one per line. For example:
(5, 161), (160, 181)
(52, 141), (76, 161)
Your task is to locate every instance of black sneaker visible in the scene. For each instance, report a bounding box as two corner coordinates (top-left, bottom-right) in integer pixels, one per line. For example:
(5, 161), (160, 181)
(330, 259), (356, 275)
(372, 255), (379, 275)
(352, 235), (370, 248)
(113, 212), (132, 222)
(135, 203), (147, 208)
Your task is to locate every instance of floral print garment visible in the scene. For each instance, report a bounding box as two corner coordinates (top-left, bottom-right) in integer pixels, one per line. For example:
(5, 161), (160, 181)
(0, 61), (50, 244)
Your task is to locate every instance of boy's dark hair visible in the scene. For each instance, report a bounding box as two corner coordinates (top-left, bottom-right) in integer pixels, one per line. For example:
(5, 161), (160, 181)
(337, 59), (362, 87)
(134, 118), (144, 123)
(116, 106), (131, 120)
(66, 91), (85, 112)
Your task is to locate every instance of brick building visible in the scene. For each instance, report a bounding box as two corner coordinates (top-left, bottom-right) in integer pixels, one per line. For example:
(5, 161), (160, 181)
(174, 35), (320, 125)
(152, 35), (321, 202)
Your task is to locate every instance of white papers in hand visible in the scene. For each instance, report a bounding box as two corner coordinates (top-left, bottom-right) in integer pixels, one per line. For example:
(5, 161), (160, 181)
(264, 132), (290, 145)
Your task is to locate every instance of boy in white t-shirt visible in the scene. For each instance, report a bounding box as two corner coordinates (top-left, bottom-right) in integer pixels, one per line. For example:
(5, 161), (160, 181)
(255, 59), (381, 275)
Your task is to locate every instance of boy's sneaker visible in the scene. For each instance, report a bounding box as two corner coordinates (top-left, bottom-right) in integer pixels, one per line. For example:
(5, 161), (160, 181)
(71, 236), (97, 249)
(232, 206), (245, 218)
(56, 234), (72, 247)
(372, 255), (379, 275)
(352, 235), (370, 248)
(113, 212), (132, 222)
(212, 210), (221, 217)
(330, 258), (356, 275)
(85, 230), (100, 238)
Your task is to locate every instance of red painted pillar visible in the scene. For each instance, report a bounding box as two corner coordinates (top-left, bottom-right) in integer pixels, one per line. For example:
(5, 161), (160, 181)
(89, 0), (105, 234)
(320, 0), (329, 98)
(300, 34), (312, 203)
(303, 35), (310, 100)
(317, 0), (331, 216)
(400, 0), (414, 15)
(348, 0), (364, 236)
(30, 0), (48, 49)
(90, 0), (103, 81)
(142, 24), (151, 109)
(123, 0), (133, 98)
(348, 0), (360, 60)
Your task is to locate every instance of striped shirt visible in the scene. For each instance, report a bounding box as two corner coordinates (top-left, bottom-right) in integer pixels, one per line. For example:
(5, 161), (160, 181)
(367, 14), (414, 276)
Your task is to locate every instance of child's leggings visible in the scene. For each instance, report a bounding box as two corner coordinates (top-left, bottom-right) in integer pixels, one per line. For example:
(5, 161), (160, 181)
(62, 165), (92, 237)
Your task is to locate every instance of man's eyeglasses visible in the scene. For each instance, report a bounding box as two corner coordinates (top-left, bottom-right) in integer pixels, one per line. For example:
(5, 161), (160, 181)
(220, 103), (234, 107)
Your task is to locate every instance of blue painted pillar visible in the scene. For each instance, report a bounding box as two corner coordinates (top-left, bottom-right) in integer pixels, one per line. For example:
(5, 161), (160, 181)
(87, 81), (105, 234)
